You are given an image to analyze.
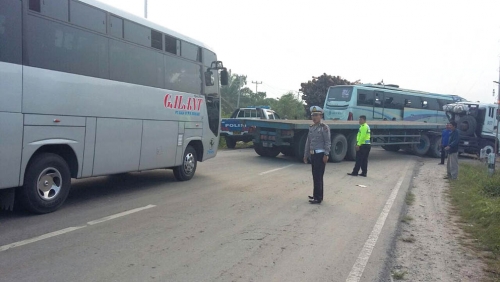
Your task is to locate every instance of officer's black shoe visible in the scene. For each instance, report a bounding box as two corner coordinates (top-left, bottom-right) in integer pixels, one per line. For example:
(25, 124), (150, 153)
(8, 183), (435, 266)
(309, 199), (321, 204)
(359, 174), (367, 177)
(308, 196), (314, 200)
(347, 173), (358, 176)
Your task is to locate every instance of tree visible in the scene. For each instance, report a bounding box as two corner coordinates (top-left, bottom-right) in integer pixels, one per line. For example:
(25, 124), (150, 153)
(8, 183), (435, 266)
(299, 74), (352, 115)
(273, 92), (305, 120)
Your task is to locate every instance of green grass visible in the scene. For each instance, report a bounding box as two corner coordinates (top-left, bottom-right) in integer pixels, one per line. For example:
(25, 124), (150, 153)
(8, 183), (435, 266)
(218, 137), (253, 150)
(392, 270), (407, 280)
(449, 163), (500, 279)
(401, 215), (414, 224)
(401, 236), (416, 243)
(405, 192), (415, 206)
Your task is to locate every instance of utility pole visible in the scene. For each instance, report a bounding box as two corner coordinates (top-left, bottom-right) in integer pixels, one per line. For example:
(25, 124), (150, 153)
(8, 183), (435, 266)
(144, 0), (148, 18)
(236, 76), (242, 108)
(252, 81), (262, 95)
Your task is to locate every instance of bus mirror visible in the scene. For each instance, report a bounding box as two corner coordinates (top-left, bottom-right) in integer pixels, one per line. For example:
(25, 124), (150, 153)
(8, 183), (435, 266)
(205, 70), (214, 86)
(220, 69), (229, 86)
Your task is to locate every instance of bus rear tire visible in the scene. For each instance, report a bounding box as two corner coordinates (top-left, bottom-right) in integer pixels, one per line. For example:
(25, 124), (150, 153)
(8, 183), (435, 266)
(19, 153), (71, 214)
(174, 146), (197, 181)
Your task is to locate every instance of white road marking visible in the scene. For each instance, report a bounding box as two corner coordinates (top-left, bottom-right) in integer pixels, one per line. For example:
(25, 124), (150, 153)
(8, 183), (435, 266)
(87, 204), (156, 225)
(346, 162), (411, 282)
(258, 164), (294, 175)
(0, 226), (86, 252)
(0, 205), (156, 253)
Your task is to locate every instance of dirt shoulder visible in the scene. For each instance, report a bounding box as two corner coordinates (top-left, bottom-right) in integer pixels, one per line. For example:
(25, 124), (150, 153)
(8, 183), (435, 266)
(390, 158), (486, 281)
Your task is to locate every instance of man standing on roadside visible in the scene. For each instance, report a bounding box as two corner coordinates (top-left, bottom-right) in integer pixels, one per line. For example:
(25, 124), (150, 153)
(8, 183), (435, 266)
(445, 121), (460, 180)
(303, 106), (331, 204)
(348, 115), (371, 177)
(439, 123), (451, 165)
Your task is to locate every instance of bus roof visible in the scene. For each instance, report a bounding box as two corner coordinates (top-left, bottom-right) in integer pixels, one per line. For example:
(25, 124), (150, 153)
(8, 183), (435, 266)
(81, 0), (215, 53)
(330, 84), (460, 99)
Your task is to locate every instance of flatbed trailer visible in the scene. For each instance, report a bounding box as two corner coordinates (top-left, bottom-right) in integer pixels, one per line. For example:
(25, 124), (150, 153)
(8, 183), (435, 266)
(244, 119), (446, 162)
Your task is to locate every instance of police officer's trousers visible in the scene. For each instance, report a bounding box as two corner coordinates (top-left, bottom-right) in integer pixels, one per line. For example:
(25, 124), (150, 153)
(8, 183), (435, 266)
(352, 145), (371, 175)
(311, 153), (326, 201)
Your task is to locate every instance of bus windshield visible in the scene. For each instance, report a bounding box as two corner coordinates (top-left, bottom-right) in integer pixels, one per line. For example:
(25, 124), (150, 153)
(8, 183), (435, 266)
(326, 86), (353, 105)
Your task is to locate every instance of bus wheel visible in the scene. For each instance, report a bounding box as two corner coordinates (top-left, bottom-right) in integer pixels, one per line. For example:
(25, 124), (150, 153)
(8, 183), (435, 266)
(174, 146), (197, 181)
(345, 133), (357, 161)
(329, 133), (348, 163)
(19, 153), (71, 214)
(412, 134), (431, 156)
(225, 137), (236, 149)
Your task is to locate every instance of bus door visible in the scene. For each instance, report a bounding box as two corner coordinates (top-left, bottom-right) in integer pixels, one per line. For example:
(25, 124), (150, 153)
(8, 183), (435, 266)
(373, 91), (384, 119)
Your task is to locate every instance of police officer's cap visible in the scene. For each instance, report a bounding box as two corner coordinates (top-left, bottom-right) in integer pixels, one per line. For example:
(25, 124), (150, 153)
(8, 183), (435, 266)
(310, 106), (323, 115)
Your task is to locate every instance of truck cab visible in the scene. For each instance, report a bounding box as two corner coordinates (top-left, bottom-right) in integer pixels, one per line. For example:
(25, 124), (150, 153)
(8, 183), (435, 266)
(220, 106), (280, 149)
(444, 102), (499, 155)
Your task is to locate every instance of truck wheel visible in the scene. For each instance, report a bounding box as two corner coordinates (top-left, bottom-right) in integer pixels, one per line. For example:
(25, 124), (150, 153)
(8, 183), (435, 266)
(329, 133), (348, 163)
(345, 133), (357, 161)
(403, 146), (414, 154)
(480, 141), (495, 156)
(19, 153), (72, 214)
(225, 137), (236, 149)
(173, 146), (197, 181)
(382, 145), (400, 152)
(263, 146), (281, 158)
(412, 134), (431, 156)
(254, 143), (266, 156)
(427, 136), (441, 158)
(458, 115), (477, 136)
(280, 147), (295, 157)
(294, 132), (307, 162)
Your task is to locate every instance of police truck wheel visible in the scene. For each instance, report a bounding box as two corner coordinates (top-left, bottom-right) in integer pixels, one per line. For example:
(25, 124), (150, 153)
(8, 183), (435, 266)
(225, 137), (236, 149)
(412, 134), (431, 156)
(345, 133), (357, 161)
(427, 136), (441, 158)
(19, 153), (71, 214)
(173, 146), (197, 181)
(329, 133), (348, 163)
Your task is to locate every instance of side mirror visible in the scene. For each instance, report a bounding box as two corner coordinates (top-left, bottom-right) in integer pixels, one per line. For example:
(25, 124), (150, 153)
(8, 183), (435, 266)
(220, 69), (229, 86)
(205, 70), (214, 86)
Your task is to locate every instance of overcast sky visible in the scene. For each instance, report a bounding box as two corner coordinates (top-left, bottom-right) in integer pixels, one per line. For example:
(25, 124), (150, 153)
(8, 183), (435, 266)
(99, 0), (500, 103)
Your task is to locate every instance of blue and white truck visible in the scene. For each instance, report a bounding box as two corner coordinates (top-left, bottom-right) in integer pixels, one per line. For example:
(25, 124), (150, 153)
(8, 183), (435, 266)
(220, 107), (281, 149)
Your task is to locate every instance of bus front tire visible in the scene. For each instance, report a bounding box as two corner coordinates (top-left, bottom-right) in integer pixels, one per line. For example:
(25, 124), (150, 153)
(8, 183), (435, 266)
(174, 146), (197, 181)
(19, 153), (72, 214)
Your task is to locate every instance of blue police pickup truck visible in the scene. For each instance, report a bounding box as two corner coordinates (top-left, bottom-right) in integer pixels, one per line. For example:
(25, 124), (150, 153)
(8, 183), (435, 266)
(221, 106), (281, 149)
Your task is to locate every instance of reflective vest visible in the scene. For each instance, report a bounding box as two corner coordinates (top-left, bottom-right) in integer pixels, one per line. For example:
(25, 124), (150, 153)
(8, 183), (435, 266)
(357, 123), (371, 146)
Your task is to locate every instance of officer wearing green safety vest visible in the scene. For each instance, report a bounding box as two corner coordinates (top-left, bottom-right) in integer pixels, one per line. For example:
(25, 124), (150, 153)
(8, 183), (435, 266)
(348, 115), (371, 177)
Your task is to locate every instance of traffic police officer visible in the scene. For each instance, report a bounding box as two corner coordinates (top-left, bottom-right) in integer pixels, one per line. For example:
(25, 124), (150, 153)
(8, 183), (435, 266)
(303, 106), (331, 204)
(348, 115), (371, 177)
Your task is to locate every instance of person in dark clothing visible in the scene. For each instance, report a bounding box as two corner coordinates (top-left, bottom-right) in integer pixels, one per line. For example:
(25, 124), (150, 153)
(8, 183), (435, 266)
(439, 123), (451, 165)
(445, 121), (460, 180)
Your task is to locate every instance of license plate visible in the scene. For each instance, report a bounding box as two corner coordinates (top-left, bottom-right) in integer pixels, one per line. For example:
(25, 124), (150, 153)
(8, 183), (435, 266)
(233, 131), (241, 135)
(464, 141), (469, 145)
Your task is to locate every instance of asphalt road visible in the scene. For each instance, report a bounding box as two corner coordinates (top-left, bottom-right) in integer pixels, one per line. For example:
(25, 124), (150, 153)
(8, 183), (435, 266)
(0, 148), (418, 282)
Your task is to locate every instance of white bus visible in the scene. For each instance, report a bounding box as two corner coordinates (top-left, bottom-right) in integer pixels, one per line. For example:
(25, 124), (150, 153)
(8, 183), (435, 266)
(323, 84), (466, 123)
(0, 0), (228, 213)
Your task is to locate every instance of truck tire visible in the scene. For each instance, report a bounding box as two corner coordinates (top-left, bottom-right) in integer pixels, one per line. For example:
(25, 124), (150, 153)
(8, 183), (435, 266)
(382, 145), (400, 152)
(254, 143), (280, 158)
(412, 134), (431, 156)
(225, 136), (236, 149)
(329, 133), (348, 163)
(254, 143), (266, 156)
(173, 146), (197, 181)
(280, 147), (295, 157)
(427, 136), (441, 158)
(19, 153), (72, 214)
(480, 140), (495, 156)
(345, 133), (357, 161)
(458, 115), (477, 136)
(294, 132), (307, 162)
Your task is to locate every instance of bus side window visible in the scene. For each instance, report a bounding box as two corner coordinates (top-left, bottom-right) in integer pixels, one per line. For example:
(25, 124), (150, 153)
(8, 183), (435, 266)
(385, 93), (404, 109)
(357, 90), (373, 106)
(422, 100), (428, 109)
(374, 92), (383, 107)
(427, 99), (440, 110)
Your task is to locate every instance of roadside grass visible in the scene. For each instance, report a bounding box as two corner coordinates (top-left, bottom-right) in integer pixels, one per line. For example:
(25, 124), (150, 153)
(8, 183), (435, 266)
(401, 236), (416, 243)
(218, 138), (254, 150)
(392, 270), (407, 280)
(449, 163), (500, 279)
(401, 215), (414, 224)
(405, 191), (415, 206)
